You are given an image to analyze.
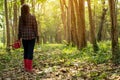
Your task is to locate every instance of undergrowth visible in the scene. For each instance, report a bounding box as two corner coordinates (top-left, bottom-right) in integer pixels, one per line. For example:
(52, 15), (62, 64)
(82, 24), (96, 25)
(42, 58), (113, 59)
(0, 41), (117, 80)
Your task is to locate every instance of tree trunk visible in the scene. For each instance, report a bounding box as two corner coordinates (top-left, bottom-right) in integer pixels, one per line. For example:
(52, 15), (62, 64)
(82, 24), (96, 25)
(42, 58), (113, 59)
(97, 0), (107, 42)
(20, 0), (25, 5)
(3, 25), (5, 46)
(70, 0), (78, 45)
(43, 35), (47, 44)
(13, 0), (18, 41)
(74, 0), (80, 48)
(60, 0), (67, 42)
(93, 0), (97, 28)
(87, 0), (99, 52)
(108, 0), (119, 64)
(67, 0), (71, 44)
(55, 27), (62, 43)
(4, 0), (10, 51)
(9, 2), (13, 44)
(78, 0), (86, 49)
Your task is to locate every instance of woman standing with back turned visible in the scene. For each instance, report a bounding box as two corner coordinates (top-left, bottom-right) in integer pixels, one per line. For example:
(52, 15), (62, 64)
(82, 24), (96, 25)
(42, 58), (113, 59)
(18, 4), (39, 72)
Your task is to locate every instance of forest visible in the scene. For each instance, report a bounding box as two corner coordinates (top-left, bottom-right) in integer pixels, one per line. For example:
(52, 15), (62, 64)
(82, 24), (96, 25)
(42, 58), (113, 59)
(0, 0), (120, 79)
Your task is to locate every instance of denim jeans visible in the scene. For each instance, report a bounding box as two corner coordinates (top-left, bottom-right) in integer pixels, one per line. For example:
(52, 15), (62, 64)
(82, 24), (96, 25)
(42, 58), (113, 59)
(22, 39), (35, 60)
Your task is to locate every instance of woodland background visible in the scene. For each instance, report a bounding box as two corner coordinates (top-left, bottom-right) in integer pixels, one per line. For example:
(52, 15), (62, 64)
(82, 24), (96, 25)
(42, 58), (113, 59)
(0, 0), (120, 79)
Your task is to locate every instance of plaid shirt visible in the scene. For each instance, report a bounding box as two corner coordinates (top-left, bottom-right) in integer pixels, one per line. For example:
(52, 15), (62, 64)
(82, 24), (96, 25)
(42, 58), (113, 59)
(18, 14), (38, 40)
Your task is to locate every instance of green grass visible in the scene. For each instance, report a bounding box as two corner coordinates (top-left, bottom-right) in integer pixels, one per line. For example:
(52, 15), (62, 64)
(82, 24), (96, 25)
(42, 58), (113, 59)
(36, 41), (112, 65)
(0, 41), (116, 79)
(0, 41), (112, 67)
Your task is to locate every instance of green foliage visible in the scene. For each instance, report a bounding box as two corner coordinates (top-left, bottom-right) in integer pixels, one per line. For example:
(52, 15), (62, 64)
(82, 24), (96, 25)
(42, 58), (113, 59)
(84, 41), (112, 64)
(0, 49), (23, 70)
(0, 42), (119, 79)
(37, 0), (62, 43)
(0, 0), (3, 12)
(38, 41), (112, 65)
(37, 0), (47, 3)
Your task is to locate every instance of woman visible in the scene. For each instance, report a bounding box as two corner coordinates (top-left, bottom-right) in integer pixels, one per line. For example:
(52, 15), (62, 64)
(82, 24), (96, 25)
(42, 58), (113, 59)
(18, 4), (39, 72)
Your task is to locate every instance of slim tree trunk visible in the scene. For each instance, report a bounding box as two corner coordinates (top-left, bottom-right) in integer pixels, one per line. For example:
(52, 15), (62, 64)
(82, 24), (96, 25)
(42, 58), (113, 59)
(60, 0), (67, 41)
(37, 3), (44, 44)
(93, 0), (97, 28)
(13, 0), (18, 41)
(9, 1), (14, 43)
(87, 0), (99, 52)
(9, 2), (13, 44)
(74, 0), (80, 48)
(4, 0), (10, 51)
(70, 0), (78, 45)
(55, 27), (62, 43)
(3, 24), (5, 46)
(67, 0), (71, 44)
(108, 0), (119, 64)
(97, 0), (107, 41)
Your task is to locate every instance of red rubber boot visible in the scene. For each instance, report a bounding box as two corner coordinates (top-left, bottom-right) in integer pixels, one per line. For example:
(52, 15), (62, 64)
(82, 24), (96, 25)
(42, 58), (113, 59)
(24, 59), (28, 71)
(27, 59), (32, 72)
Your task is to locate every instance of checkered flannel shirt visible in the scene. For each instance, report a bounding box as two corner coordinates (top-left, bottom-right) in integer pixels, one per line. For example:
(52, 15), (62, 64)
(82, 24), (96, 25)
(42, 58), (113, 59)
(18, 14), (38, 40)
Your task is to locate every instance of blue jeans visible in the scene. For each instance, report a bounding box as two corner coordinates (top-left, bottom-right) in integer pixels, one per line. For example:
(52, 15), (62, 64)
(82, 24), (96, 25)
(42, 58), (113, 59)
(22, 39), (35, 60)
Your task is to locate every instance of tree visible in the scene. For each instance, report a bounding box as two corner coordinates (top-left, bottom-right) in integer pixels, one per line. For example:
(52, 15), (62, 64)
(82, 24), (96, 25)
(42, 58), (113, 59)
(97, 0), (108, 41)
(60, 0), (67, 42)
(87, 0), (99, 52)
(70, 0), (78, 45)
(4, 0), (10, 51)
(60, 0), (86, 49)
(108, 0), (120, 64)
(77, 0), (86, 49)
(8, 1), (13, 44)
(66, 0), (71, 44)
(13, 0), (18, 41)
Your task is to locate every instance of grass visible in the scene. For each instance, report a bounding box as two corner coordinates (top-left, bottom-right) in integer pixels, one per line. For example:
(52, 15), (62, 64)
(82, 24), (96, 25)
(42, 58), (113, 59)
(0, 41), (119, 80)
(0, 41), (112, 69)
(33, 41), (112, 67)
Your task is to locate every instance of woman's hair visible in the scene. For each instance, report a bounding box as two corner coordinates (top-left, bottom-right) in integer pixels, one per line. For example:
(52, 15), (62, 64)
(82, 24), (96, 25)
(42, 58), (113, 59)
(21, 4), (30, 26)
